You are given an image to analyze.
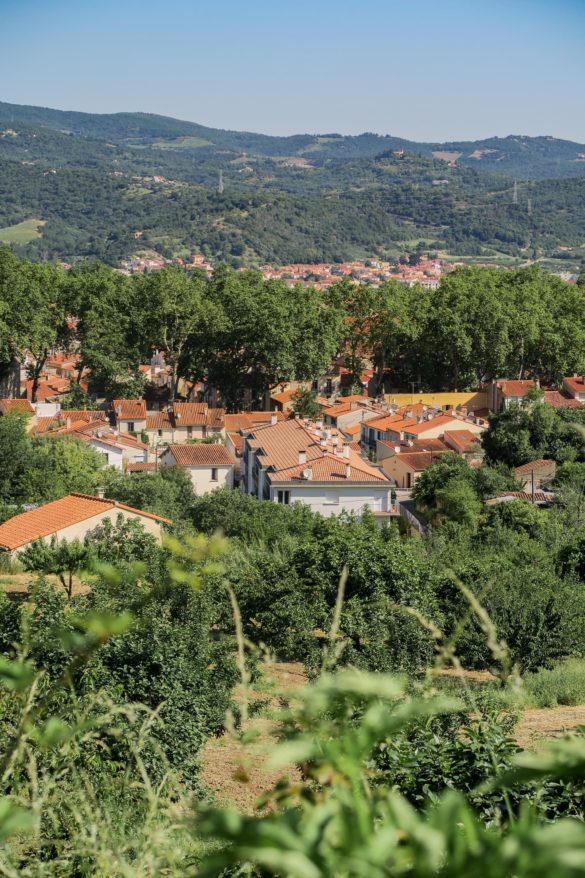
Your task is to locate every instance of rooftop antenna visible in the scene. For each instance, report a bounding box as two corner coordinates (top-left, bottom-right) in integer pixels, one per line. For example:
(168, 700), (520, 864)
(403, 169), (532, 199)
(513, 179), (518, 205)
(218, 170), (224, 194)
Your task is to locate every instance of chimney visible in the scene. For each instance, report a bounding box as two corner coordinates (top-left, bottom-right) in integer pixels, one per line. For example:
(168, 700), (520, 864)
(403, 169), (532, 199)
(271, 413), (278, 426)
(95, 486), (105, 500)
(298, 449), (307, 465)
(66, 417), (72, 430)
(116, 404), (122, 417)
(345, 463), (351, 478)
(343, 444), (350, 459)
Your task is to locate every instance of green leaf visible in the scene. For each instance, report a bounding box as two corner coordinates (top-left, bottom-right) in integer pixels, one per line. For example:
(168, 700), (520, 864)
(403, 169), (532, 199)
(0, 657), (35, 691)
(0, 798), (35, 842)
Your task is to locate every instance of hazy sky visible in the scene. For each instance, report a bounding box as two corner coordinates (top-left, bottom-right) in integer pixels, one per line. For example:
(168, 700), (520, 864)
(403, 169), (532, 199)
(1, 0), (584, 142)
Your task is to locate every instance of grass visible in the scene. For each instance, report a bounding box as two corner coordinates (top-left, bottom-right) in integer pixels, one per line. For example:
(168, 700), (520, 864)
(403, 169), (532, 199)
(521, 660), (585, 709)
(0, 218), (44, 243)
(152, 135), (212, 150)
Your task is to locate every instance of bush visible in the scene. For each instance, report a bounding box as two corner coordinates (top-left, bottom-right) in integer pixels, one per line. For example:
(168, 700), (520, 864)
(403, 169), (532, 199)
(522, 659), (585, 708)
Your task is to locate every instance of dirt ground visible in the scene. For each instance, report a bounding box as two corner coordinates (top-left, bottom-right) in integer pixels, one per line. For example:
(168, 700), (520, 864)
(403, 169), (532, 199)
(514, 706), (585, 749)
(0, 572), (89, 597)
(201, 661), (307, 813)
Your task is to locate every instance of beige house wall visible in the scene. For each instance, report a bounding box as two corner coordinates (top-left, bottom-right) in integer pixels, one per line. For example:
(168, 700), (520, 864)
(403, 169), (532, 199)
(12, 506), (164, 559)
(381, 456), (423, 490)
(384, 391), (488, 411)
(183, 464), (234, 495)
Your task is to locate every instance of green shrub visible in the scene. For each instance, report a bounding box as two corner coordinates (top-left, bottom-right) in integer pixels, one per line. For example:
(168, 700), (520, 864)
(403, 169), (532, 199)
(522, 659), (585, 708)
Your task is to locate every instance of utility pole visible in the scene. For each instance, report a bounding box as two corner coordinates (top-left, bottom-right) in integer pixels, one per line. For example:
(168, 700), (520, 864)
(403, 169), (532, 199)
(218, 170), (224, 194)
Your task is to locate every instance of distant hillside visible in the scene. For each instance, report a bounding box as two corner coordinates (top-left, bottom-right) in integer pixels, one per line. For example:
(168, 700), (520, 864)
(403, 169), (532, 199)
(2, 101), (585, 179)
(0, 100), (585, 269)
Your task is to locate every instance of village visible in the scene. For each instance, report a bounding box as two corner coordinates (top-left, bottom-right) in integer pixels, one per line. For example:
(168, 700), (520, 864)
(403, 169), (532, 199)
(0, 327), (583, 555)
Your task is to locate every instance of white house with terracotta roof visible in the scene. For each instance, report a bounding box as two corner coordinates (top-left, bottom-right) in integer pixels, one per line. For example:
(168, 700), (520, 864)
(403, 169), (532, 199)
(113, 399), (147, 435)
(241, 418), (392, 518)
(0, 493), (170, 558)
(159, 443), (235, 494)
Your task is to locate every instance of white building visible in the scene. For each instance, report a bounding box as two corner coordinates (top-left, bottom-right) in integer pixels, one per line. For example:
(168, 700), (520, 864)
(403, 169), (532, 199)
(159, 443), (235, 494)
(241, 418), (393, 518)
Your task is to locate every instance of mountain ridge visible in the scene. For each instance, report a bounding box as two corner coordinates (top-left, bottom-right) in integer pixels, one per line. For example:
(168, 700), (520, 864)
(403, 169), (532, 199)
(2, 100), (585, 179)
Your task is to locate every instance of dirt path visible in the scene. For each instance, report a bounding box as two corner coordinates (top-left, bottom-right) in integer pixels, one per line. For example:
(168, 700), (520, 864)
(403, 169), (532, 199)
(201, 661), (306, 813)
(515, 706), (585, 749)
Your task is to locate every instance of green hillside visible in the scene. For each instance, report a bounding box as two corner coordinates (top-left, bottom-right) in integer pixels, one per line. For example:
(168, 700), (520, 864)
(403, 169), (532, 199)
(1, 101), (585, 268)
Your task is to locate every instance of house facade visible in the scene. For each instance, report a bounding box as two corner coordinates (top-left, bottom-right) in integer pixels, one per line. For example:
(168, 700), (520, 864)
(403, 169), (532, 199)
(159, 443), (235, 494)
(241, 418), (393, 518)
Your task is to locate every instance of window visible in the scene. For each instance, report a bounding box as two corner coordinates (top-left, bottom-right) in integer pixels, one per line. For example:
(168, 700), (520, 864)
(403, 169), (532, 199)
(187, 426), (193, 439)
(158, 429), (163, 437)
(211, 467), (218, 481)
(324, 490), (339, 505)
(127, 421), (134, 433)
(277, 490), (290, 505)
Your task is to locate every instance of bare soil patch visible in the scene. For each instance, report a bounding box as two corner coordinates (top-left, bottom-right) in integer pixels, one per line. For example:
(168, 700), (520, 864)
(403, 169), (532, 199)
(515, 706), (585, 749)
(0, 573), (89, 597)
(201, 661), (307, 812)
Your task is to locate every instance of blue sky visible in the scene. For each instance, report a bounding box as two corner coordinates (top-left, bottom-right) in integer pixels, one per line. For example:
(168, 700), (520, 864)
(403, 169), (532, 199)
(1, 0), (584, 141)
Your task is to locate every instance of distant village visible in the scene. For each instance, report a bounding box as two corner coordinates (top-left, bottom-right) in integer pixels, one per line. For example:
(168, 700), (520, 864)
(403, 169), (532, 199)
(113, 252), (580, 287)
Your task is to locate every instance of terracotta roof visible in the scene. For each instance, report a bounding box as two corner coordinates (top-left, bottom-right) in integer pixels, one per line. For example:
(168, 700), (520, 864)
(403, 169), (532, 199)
(146, 412), (174, 430)
(403, 415), (473, 436)
(165, 444), (235, 466)
(270, 389), (297, 404)
(444, 430), (481, 454)
(363, 413), (404, 431)
(270, 455), (386, 483)
(127, 462), (157, 472)
(246, 418), (387, 483)
(514, 459), (554, 475)
(172, 402), (225, 428)
(0, 493), (170, 551)
(394, 451), (442, 471)
(224, 411), (286, 431)
(562, 376), (585, 396)
(493, 491), (554, 505)
(113, 399), (147, 420)
(0, 399), (34, 415)
(543, 391), (582, 409)
(497, 380), (537, 398)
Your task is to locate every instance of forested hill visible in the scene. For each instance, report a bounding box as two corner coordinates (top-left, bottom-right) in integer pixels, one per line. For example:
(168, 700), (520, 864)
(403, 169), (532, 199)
(2, 101), (585, 179)
(1, 100), (585, 268)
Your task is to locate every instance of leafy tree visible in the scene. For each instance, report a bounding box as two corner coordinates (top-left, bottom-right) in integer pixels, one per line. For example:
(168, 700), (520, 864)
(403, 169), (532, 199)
(20, 537), (94, 599)
(25, 436), (105, 502)
(0, 412), (32, 503)
(291, 387), (319, 419)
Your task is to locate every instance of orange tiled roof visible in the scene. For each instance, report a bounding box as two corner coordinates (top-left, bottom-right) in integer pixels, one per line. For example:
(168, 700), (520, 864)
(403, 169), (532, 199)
(0, 399), (35, 414)
(113, 399), (147, 420)
(544, 390), (582, 409)
(563, 376), (585, 395)
(497, 380), (537, 398)
(394, 451), (442, 471)
(165, 444), (234, 466)
(444, 430), (481, 453)
(127, 462), (157, 472)
(514, 459), (554, 475)
(0, 493), (170, 551)
(172, 402), (225, 429)
(270, 389), (297, 404)
(247, 419), (387, 483)
(146, 412), (174, 430)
